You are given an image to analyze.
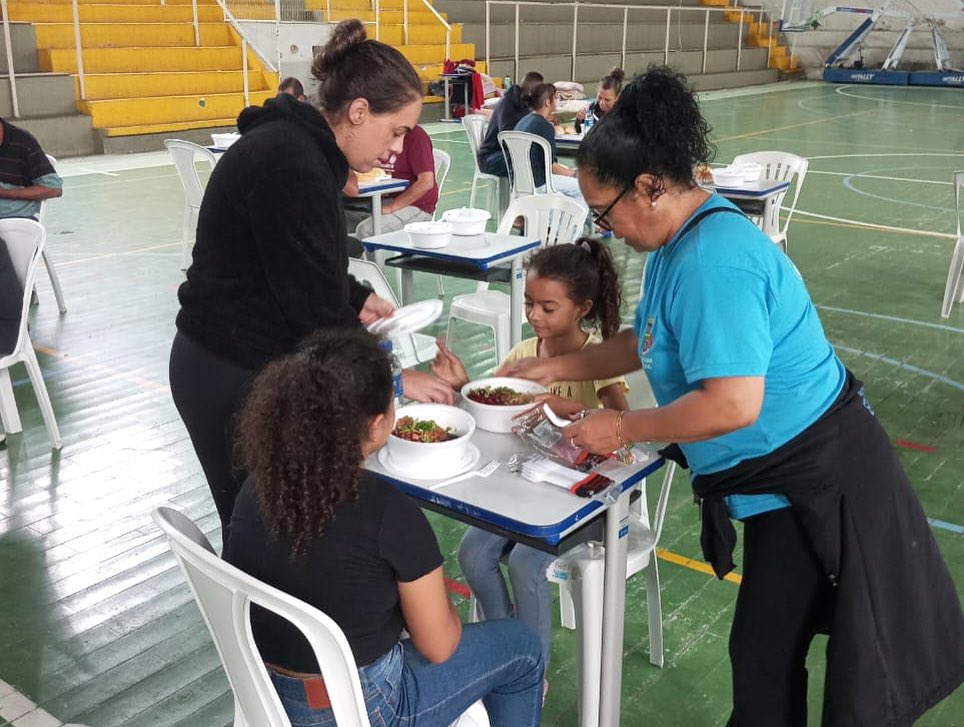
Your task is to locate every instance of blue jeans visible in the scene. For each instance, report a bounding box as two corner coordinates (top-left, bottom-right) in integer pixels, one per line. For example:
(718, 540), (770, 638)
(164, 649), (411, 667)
(269, 620), (543, 727)
(458, 527), (556, 666)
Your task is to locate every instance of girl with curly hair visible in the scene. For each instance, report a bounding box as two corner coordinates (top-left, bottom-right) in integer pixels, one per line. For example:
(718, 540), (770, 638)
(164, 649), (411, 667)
(430, 238), (628, 685)
(225, 327), (544, 727)
(501, 65), (963, 726)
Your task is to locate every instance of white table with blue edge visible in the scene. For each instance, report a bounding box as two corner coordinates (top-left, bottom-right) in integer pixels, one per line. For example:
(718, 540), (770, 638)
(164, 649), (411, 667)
(361, 230), (541, 348)
(366, 428), (665, 727)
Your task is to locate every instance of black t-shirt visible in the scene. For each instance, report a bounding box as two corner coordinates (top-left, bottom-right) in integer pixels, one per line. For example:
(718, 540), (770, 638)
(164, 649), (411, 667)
(225, 472), (443, 670)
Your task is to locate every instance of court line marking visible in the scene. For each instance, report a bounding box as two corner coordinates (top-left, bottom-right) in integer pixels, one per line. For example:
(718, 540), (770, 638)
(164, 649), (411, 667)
(807, 152), (964, 161)
(711, 109), (877, 143)
(656, 548), (743, 585)
(928, 519), (964, 536)
(841, 168), (954, 213)
(56, 241), (182, 267)
(816, 305), (964, 335)
(834, 85), (964, 110)
(792, 209), (956, 239)
(809, 170), (953, 186)
(834, 343), (964, 391)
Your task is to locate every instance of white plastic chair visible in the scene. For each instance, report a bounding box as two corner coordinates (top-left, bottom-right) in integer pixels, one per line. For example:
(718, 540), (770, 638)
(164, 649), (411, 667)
(348, 257), (437, 367)
(432, 148), (452, 219)
(36, 154), (67, 314)
(152, 507), (489, 727)
(940, 170), (964, 318)
(498, 130), (558, 200)
(731, 151), (809, 254)
(165, 139), (219, 269)
(445, 195), (588, 363)
(463, 114), (504, 219)
(0, 219), (62, 449)
(547, 461), (677, 726)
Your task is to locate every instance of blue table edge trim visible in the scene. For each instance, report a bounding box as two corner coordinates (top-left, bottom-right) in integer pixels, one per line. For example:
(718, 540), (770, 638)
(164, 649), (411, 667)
(707, 182), (791, 197)
(381, 457), (664, 545)
(362, 239), (541, 270)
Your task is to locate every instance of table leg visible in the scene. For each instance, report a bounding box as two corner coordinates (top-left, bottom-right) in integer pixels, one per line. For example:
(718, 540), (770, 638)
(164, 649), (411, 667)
(510, 256), (524, 347)
(370, 191), (388, 268)
(443, 76), (451, 122)
(599, 488), (631, 727)
(400, 268), (415, 306)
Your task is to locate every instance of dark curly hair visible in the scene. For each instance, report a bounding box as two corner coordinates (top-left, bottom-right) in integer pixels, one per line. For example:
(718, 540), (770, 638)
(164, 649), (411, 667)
(526, 238), (622, 339)
(235, 327), (394, 558)
(577, 65), (715, 194)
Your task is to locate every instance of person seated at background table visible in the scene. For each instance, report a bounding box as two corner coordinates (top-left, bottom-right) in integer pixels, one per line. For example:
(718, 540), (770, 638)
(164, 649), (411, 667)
(502, 65), (964, 727)
(573, 67), (624, 134)
(0, 117), (62, 220)
(513, 84), (582, 200)
(431, 240), (628, 692)
(344, 124), (438, 243)
(225, 327), (545, 727)
(477, 71), (544, 178)
(277, 76), (306, 102)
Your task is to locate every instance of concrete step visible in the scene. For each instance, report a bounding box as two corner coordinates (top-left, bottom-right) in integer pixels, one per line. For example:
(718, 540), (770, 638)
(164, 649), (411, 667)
(77, 89), (274, 128)
(435, 0), (706, 24)
(0, 21), (40, 73)
(0, 72), (76, 116)
(5, 3), (237, 23)
(377, 22), (463, 46)
(100, 120), (238, 152)
(311, 7), (450, 24)
(398, 41), (475, 64)
(41, 45), (249, 73)
(33, 21), (234, 49)
(470, 21), (743, 58)
(76, 69), (273, 100)
(8, 113), (99, 157)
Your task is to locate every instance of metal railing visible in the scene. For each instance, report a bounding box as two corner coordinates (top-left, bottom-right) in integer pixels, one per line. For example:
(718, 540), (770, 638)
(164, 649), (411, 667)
(484, 0), (774, 83)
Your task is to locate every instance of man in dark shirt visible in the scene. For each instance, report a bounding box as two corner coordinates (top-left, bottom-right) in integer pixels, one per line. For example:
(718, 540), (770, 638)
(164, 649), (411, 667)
(0, 118), (62, 219)
(477, 71), (544, 177)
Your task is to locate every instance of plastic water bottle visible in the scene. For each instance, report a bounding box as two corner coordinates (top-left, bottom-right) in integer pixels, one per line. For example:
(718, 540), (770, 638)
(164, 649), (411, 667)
(503, 75), (512, 90)
(378, 339), (403, 406)
(583, 114), (595, 133)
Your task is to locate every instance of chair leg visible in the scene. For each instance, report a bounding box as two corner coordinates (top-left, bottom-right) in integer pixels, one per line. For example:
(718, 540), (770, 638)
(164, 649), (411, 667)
(42, 248), (67, 314)
(643, 556), (664, 667)
(469, 173), (479, 209)
(0, 367), (23, 433)
(22, 344), (62, 449)
(181, 204), (193, 270)
(494, 314), (511, 363)
(941, 239), (964, 318)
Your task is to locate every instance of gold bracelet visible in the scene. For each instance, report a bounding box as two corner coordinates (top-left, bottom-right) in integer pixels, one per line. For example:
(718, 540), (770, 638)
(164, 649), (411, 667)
(615, 411), (628, 449)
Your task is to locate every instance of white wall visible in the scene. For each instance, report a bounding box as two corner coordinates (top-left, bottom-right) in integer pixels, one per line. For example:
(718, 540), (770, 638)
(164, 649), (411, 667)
(762, 0), (964, 77)
(237, 21), (332, 97)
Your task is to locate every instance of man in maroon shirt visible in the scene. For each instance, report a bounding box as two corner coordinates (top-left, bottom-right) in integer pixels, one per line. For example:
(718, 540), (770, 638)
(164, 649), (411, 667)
(345, 125), (438, 242)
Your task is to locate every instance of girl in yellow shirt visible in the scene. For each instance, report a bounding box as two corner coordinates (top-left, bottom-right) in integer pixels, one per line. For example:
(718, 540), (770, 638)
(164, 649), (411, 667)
(431, 238), (629, 690)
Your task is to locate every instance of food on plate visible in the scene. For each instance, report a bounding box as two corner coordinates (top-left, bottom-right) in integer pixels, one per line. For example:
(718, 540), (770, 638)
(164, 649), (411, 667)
(466, 386), (535, 407)
(355, 167), (388, 183)
(392, 416), (456, 443)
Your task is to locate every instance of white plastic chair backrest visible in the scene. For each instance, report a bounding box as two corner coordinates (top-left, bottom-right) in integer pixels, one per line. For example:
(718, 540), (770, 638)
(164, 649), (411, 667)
(165, 139), (218, 210)
(347, 258), (419, 364)
(732, 151), (808, 237)
(498, 131), (556, 198)
(462, 114), (490, 161)
(152, 507), (371, 727)
(432, 148), (452, 221)
(0, 219), (45, 358)
(39, 154), (58, 226)
(496, 194), (588, 247)
(954, 169), (963, 238)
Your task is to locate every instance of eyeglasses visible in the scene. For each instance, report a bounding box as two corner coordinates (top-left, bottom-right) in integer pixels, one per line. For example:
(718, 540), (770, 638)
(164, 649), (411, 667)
(590, 183), (633, 232)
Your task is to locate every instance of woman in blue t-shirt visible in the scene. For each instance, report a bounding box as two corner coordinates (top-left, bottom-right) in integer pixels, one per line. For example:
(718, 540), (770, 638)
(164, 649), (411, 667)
(226, 327), (544, 727)
(500, 66), (963, 727)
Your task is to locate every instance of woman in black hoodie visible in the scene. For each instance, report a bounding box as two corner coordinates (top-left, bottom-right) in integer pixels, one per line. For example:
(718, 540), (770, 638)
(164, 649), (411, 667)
(170, 19), (453, 538)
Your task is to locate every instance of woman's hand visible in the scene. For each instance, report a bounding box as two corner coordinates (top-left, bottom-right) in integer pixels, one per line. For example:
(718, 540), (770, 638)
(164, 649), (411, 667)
(576, 108), (587, 121)
(430, 340), (469, 390)
(401, 370), (455, 405)
(496, 356), (559, 385)
(534, 393), (586, 420)
(563, 408), (622, 455)
(358, 292), (394, 326)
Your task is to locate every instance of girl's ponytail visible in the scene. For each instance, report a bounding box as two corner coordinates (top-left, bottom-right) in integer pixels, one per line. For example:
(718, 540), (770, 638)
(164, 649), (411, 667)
(581, 238), (621, 339)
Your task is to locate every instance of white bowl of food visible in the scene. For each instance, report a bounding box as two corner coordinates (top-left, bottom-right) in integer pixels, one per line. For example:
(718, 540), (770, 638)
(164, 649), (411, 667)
(211, 132), (240, 149)
(738, 162), (763, 182)
(460, 377), (547, 433)
(441, 207), (491, 236)
(710, 166), (744, 187)
(405, 220), (453, 249)
(386, 403), (476, 474)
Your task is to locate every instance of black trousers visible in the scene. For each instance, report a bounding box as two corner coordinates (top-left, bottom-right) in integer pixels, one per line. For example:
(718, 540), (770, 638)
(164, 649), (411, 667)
(169, 331), (256, 540)
(728, 507), (835, 727)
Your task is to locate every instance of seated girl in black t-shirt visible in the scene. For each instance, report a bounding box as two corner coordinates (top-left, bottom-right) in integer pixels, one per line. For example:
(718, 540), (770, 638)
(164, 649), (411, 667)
(225, 327), (544, 727)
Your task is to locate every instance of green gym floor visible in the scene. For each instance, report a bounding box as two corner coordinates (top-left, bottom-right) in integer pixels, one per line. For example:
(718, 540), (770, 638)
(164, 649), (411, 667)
(1, 80), (961, 727)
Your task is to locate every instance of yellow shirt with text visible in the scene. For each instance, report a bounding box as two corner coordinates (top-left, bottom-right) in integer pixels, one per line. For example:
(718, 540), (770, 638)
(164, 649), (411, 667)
(502, 335), (628, 410)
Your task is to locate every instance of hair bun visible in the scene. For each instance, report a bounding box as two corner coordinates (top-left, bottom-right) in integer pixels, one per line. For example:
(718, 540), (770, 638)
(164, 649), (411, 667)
(312, 19), (367, 83)
(609, 67), (625, 83)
